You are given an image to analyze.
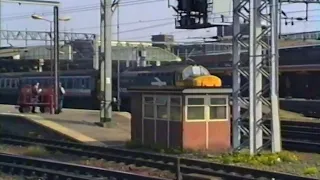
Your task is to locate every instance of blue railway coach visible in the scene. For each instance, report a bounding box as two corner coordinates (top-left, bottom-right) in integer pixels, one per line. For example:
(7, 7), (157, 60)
(0, 70), (100, 109)
(0, 64), (221, 112)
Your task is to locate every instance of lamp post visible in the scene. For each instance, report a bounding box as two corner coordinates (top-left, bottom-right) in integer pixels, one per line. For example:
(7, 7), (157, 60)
(31, 14), (70, 74)
(116, 2), (120, 111)
(31, 14), (70, 89)
(31, 12), (70, 113)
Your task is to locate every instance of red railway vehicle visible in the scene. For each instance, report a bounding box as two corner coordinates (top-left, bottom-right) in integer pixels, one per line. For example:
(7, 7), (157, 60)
(16, 85), (57, 114)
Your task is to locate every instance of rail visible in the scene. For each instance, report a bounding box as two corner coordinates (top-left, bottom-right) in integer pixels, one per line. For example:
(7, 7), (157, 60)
(0, 126), (319, 180)
(0, 153), (165, 180)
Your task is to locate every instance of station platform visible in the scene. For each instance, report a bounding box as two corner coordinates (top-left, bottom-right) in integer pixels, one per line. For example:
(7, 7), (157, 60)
(0, 105), (131, 147)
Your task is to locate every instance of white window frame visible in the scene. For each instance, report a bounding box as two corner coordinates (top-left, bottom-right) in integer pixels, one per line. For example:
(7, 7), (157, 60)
(169, 96), (182, 121)
(155, 95), (169, 121)
(142, 94), (183, 121)
(185, 96), (206, 122)
(185, 95), (229, 122)
(208, 96), (229, 121)
(142, 95), (155, 119)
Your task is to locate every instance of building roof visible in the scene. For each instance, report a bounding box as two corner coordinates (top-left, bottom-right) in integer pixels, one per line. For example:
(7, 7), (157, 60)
(0, 47), (28, 58)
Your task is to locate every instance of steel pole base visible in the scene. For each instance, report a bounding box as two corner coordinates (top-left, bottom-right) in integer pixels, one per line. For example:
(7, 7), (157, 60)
(95, 118), (115, 128)
(97, 100), (114, 127)
(54, 108), (61, 114)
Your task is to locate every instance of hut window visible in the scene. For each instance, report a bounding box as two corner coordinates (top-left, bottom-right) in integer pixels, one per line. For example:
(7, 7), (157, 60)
(209, 98), (227, 120)
(186, 95), (228, 121)
(143, 96), (154, 118)
(186, 97), (205, 120)
(155, 96), (168, 119)
(170, 97), (182, 121)
(142, 95), (182, 121)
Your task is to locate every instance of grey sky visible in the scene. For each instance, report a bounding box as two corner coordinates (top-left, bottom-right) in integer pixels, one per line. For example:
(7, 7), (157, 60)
(1, 0), (319, 46)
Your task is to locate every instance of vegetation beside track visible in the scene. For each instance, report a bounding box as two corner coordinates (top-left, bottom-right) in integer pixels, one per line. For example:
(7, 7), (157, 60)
(0, 173), (24, 180)
(212, 151), (320, 178)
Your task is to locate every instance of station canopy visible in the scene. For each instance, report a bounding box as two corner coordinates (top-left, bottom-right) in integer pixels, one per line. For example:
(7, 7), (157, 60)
(111, 46), (181, 62)
(109, 41), (181, 62)
(0, 41), (182, 62)
(0, 47), (27, 58)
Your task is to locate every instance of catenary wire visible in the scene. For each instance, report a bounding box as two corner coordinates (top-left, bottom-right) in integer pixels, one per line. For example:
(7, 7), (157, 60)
(71, 12), (320, 32)
(1, 0), (165, 21)
(115, 19), (320, 40)
(1, 0), (318, 41)
(1, 0), (319, 39)
(1, 0), (319, 23)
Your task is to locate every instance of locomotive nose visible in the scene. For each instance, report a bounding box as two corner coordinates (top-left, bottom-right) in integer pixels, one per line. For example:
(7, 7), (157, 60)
(192, 75), (222, 87)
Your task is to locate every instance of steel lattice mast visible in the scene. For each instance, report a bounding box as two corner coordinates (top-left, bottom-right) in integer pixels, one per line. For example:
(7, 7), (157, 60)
(232, 0), (281, 155)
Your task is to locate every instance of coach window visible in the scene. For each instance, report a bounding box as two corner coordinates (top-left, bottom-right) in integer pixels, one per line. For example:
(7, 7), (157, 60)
(88, 78), (91, 88)
(42, 79), (48, 87)
(156, 96), (168, 119)
(6, 79), (10, 88)
(14, 79), (19, 88)
(66, 79), (72, 89)
(82, 78), (89, 89)
(186, 97), (205, 120)
(2, 79), (6, 88)
(47, 79), (52, 86)
(85, 78), (90, 88)
(143, 96), (154, 118)
(170, 97), (182, 121)
(1, 79), (6, 88)
(31, 79), (37, 86)
(209, 97), (228, 120)
(78, 78), (85, 88)
(73, 78), (80, 89)
(80, 78), (84, 88)
(22, 79), (27, 85)
(59, 78), (65, 87)
(38, 79), (45, 86)
(71, 78), (76, 89)
(11, 79), (16, 88)
(26, 79), (31, 85)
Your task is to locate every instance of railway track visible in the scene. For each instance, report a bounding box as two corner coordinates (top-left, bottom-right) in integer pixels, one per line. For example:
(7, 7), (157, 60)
(241, 121), (320, 143)
(0, 153), (166, 180)
(231, 121), (320, 152)
(0, 134), (318, 180)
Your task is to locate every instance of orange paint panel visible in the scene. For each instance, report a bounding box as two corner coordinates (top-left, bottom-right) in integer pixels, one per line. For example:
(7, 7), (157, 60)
(182, 122), (207, 150)
(208, 121), (231, 152)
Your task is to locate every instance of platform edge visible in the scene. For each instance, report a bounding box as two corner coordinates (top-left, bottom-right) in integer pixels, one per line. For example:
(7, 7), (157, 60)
(0, 113), (107, 147)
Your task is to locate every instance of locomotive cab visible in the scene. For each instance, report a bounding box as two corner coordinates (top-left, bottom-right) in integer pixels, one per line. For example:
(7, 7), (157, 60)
(118, 64), (223, 112)
(176, 65), (222, 87)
